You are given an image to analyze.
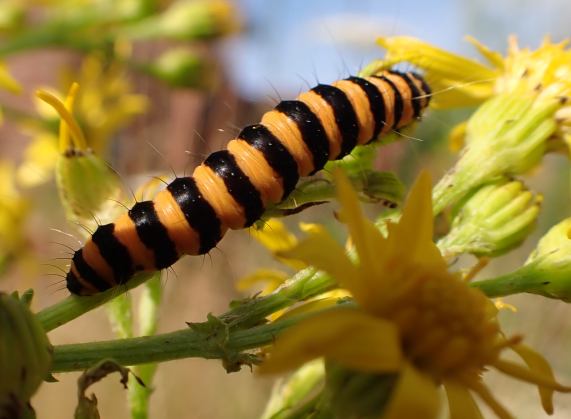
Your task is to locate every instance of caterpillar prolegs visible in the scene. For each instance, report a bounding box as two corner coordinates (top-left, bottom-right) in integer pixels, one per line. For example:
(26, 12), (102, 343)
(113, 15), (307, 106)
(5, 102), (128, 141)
(66, 70), (431, 295)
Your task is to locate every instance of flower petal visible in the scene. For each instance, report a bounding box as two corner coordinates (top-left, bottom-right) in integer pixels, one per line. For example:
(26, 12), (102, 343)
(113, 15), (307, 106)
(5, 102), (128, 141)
(470, 380), (514, 419)
(381, 363), (441, 419)
(236, 269), (289, 295)
(0, 62), (21, 93)
(377, 36), (496, 81)
(493, 359), (571, 392)
(332, 169), (387, 301)
(392, 170), (447, 272)
(277, 223), (360, 296)
(260, 308), (402, 374)
(444, 380), (483, 419)
(511, 344), (555, 414)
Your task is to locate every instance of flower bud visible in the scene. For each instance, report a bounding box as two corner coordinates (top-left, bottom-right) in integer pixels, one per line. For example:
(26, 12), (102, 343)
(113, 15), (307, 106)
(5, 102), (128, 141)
(55, 149), (121, 228)
(0, 0), (24, 34)
(260, 360), (325, 419)
(521, 218), (571, 301)
(36, 85), (122, 231)
(474, 218), (571, 301)
(0, 292), (52, 418)
(142, 48), (215, 89)
(122, 0), (239, 41)
(433, 93), (558, 214)
(324, 362), (397, 419)
(438, 179), (541, 257)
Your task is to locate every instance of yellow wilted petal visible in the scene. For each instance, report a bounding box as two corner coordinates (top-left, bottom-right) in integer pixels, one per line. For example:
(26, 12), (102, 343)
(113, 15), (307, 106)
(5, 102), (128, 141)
(277, 224), (362, 297)
(260, 308), (402, 374)
(511, 344), (558, 414)
(444, 380), (484, 419)
(382, 363), (441, 419)
(36, 86), (87, 151)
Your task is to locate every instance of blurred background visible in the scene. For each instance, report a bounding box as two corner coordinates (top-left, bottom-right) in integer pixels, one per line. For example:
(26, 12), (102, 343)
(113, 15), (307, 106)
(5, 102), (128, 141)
(0, 0), (570, 418)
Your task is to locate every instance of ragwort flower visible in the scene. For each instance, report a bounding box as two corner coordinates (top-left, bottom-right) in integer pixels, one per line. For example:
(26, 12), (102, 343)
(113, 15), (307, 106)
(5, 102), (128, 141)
(35, 83), (121, 231)
(370, 36), (571, 213)
(261, 170), (570, 418)
(17, 52), (147, 188)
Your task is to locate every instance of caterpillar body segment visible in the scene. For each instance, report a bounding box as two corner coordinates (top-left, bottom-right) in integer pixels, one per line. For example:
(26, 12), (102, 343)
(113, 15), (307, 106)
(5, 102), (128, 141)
(66, 71), (431, 295)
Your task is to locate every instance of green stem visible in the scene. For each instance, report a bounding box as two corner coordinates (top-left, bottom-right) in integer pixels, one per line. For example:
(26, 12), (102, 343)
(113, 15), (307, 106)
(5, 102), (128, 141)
(52, 310), (305, 373)
(471, 271), (532, 298)
(37, 273), (153, 332)
(49, 269), (336, 372)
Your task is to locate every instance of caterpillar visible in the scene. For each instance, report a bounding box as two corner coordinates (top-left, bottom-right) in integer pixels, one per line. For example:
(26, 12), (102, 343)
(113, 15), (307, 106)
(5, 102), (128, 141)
(66, 70), (431, 295)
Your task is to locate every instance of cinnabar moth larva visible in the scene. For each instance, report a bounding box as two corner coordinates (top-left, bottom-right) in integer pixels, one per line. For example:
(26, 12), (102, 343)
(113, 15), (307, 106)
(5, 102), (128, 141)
(66, 70), (431, 295)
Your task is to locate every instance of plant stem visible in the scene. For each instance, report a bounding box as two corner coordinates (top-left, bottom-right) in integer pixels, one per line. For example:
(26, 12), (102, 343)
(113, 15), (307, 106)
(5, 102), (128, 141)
(49, 269), (336, 372)
(37, 273), (153, 332)
(51, 310), (303, 373)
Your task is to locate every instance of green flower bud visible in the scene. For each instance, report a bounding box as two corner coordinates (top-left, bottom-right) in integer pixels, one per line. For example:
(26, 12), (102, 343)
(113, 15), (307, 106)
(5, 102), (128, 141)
(122, 0), (239, 41)
(260, 360), (325, 419)
(473, 218), (571, 301)
(55, 149), (121, 229)
(0, 292), (52, 418)
(433, 93), (558, 214)
(438, 179), (541, 257)
(0, 1), (24, 34)
(36, 85), (122, 231)
(322, 362), (397, 419)
(141, 48), (215, 89)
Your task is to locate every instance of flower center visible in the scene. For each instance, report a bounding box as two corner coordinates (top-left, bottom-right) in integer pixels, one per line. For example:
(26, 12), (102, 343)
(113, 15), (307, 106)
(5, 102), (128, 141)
(385, 272), (502, 380)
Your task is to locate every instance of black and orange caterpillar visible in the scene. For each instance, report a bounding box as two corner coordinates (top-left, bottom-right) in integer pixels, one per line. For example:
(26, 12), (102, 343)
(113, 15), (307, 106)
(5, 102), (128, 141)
(66, 71), (431, 295)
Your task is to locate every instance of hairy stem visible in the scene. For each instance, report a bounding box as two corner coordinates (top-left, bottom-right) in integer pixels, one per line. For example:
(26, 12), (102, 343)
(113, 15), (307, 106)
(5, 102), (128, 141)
(49, 268), (336, 372)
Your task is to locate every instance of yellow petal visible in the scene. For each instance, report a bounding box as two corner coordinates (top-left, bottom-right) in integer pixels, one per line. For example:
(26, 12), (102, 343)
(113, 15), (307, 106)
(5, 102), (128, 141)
(429, 78), (495, 109)
(509, 344), (563, 414)
(251, 218), (297, 251)
(493, 359), (571, 393)
(393, 170), (447, 272)
(250, 219), (306, 270)
(465, 35), (505, 69)
(448, 121), (467, 153)
(381, 363), (441, 419)
(333, 169), (386, 300)
(36, 85), (88, 151)
(377, 36), (497, 82)
(470, 380), (514, 419)
(444, 380), (484, 419)
(273, 295), (342, 322)
(16, 135), (59, 187)
(277, 224), (361, 296)
(260, 308), (402, 374)
(0, 62), (21, 93)
(236, 269), (289, 295)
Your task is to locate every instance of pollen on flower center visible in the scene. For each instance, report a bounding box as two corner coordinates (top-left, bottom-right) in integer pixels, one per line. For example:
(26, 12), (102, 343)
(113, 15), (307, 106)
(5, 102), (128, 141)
(387, 271), (501, 379)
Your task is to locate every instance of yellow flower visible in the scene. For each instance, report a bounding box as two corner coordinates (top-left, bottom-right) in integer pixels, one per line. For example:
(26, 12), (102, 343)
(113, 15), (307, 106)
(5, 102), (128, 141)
(35, 83), (121, 231)
(371, 35), (571, 111)
(17, 52), (147, 187)
(61, 52), (148, 155)
(0, 162), (30, 273)
(0, 61), (20, 94)
(261, 170), (570, 418)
